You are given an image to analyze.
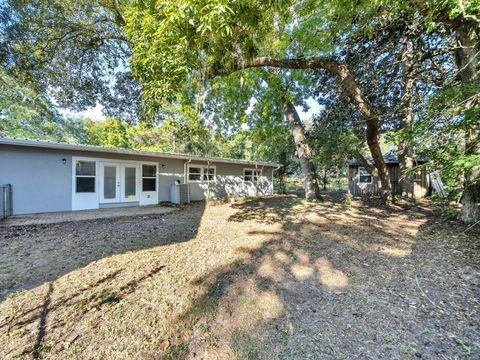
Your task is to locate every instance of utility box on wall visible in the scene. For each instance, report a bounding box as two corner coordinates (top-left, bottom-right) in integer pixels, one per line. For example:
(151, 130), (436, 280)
(170, 182), (190, 204)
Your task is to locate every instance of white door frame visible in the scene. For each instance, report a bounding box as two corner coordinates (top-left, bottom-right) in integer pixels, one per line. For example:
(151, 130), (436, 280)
(72, 156), (159, 210)
(99, 162), (121, 203)
(120, 164), (140, 202)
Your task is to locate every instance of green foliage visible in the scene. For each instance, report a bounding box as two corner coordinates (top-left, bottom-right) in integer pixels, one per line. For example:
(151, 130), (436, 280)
(124, 0), (290, 107)
(436, 206), (460, 220)
(399, 76), (480, 201)
(0, 68), (86, 141)
(310, 118), (360, 171)
(83, 118), (130, 148)
(1, 0), (143, 121)
(1, 0), (477, 205)
(342, 191), (353, 208)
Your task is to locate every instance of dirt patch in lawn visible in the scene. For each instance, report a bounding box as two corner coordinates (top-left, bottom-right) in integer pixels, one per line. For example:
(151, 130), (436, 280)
(0, 194), (478, 359)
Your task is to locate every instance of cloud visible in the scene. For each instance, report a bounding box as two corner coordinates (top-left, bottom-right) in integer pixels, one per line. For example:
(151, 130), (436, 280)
(59, 103), (105, 121)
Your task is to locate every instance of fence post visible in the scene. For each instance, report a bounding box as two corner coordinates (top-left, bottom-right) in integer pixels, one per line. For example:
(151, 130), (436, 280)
(8, 184), (12, 217)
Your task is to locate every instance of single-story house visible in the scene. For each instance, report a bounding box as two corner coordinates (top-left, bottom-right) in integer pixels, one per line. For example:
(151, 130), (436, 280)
(348, 153), (431, 197)
(0, 137), (278, 215)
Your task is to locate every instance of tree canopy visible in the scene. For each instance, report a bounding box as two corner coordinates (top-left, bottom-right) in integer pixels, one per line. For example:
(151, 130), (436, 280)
(1, 0), (478, 219)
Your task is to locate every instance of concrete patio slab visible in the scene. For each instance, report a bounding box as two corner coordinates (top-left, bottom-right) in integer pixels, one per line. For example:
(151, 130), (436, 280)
(1, 205), (176, 226)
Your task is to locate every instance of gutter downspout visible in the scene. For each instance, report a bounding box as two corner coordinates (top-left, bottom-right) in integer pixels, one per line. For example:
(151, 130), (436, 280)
(184, 159), (192, 184)
(184, 158), (192, 203)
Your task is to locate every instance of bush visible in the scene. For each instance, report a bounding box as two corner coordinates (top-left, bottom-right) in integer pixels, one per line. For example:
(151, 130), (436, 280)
(343, 191), (353, 208)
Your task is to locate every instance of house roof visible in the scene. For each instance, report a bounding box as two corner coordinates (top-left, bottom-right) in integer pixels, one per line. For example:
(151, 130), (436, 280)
(0, 137), (279, 167)
(348, 152), (428, 166)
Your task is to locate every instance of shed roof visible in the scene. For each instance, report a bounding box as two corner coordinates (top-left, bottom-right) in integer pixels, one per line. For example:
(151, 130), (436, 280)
(348, 152), (428, 166)
(0, 137), (279, 167)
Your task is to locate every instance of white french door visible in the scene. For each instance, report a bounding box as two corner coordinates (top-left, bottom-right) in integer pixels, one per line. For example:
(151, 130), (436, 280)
(120, 164), (140, 202)
(100, 163), (140, 203)
(100, 163), (120, 203)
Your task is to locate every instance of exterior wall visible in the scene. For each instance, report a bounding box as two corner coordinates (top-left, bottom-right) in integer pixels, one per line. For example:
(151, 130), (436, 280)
(0, 144), (275, 214)
(187, 162), (274, 201)
(348, 165), (380, 196)
(348, 164), (430, 198)
(0, 145), (73, 214)
(412, 167), (430, 198)
(157, 157), (184, 202)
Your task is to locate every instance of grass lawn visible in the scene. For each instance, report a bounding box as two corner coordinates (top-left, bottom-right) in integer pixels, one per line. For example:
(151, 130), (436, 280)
(0, 194), (478, 359)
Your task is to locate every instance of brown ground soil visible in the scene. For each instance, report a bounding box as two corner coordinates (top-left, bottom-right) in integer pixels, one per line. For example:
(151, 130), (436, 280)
(0, 193), (478, 359)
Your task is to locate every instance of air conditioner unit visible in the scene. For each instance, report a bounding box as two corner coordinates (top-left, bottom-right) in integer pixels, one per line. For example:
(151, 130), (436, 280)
(170, 182), (190, 204)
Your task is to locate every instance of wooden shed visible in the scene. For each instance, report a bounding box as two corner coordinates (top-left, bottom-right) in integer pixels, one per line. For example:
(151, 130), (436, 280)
(348, 153), (431, 198)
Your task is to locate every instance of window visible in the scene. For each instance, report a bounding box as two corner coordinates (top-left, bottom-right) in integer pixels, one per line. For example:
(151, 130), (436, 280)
(358, 167), (373, 184)
(188, 166), (202, 181)
(142, 164), (157, 191)
(187, 165), (216, 182)
(75, 160), (96, 193)
(203, 167), (215, 181)
(244, 169), (261, 182)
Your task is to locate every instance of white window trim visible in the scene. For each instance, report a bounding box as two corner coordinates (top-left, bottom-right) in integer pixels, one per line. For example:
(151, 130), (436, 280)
(74, 160), (96, 193)
(358, 166), (373, 184)
(72, 156), (160, 210)
(187, 164), (217, 183)
(72, 156), (159, 195)
(142, 164), (158, 192)
(243, 168), (262, 182)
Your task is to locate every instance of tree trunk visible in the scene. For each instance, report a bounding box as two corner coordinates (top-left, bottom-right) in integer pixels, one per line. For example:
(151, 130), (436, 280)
(330, 64), (392, 200)
(398, 35), (419, 197)
(278, 174), (287, 194)
(398, 140), (415, 197)
(409, 1), (480, 221)
(323, 169), (327, 190)
(456, 25), (480, 222)
(230, 57), (392, 200)
(281, 99), (321, 200)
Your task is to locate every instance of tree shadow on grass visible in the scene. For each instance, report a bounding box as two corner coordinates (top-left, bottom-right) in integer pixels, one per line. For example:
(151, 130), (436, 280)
(0, 201), (207, 359)
(32, 281), (53, 359)
(2, 264), (165, 358)
(168, 194), (479, 359)
(0, 202), (206, 301)
(1, 194), (478, 359)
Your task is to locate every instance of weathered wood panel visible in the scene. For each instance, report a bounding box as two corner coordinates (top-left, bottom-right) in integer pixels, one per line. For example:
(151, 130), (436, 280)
(348, 165), (379, 196)
(413, 167), (430, 198)
(348, 164), (430, 198)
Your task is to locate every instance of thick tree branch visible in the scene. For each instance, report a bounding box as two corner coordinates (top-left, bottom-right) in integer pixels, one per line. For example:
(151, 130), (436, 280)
(238, 57), (389, 193)
(217, 55), (392, 197)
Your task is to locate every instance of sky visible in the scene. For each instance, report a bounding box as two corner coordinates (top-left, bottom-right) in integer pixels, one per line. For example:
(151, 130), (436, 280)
(59, 103), (106, 121)
(59, 98), (323, 123)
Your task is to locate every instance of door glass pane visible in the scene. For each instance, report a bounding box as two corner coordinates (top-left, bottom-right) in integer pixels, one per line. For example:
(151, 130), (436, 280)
(142, 178), (156, 191)
(104, 166), (116, 199)
(125, 167), (136, 198)
(76, 177), (95, 192)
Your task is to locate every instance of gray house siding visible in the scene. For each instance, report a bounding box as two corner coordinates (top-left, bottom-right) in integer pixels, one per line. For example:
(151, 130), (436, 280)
(0, 143), (276, 215)
(157, 157), (185, 202)
(187, 162), (273, 201)
(348, 163), (431, 198)
(0, 145), (72, 214)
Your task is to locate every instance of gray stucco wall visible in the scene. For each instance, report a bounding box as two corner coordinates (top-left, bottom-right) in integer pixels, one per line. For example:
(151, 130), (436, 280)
(0, 144), (275, 214)
(187, 161), (274, 201)
(0, 145), (73, 214)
